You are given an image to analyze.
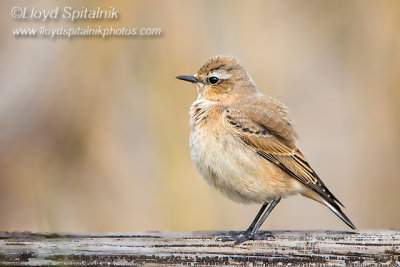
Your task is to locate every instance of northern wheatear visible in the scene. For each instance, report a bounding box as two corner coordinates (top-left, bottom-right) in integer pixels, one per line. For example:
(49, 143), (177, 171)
(177, 56), (355, 244)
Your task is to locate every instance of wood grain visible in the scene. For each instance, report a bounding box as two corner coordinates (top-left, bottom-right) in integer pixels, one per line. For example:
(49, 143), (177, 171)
(0, 231), (399, 265)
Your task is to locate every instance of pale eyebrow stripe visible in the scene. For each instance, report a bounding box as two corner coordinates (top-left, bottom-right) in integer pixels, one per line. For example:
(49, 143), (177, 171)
(209, 71), (231, 80)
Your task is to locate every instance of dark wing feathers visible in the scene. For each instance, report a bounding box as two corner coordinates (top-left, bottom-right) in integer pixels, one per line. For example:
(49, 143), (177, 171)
(224, 105), (343, 208)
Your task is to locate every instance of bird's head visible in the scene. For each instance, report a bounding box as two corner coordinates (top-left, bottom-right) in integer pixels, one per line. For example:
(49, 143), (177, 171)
(177, 56), (257, 102)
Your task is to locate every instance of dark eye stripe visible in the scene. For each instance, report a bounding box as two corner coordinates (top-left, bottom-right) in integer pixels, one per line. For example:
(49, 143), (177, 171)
(208, 65), (225, 73)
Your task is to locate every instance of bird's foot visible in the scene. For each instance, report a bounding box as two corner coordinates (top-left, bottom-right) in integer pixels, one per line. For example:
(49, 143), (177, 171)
(215, 231), (243, 242)
(216, 230), (274, 245)
(253, 230), (275, 240)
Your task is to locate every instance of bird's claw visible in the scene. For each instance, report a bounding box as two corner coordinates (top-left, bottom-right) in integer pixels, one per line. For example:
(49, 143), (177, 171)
(215, 231), (242, 242)
(216, 231), (274, 245)
(257, 230), (275, 239)
(215, 235), (235, 242)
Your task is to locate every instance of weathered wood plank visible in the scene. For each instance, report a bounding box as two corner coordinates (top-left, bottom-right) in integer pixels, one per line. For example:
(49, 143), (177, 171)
(0, 231), (399, 266)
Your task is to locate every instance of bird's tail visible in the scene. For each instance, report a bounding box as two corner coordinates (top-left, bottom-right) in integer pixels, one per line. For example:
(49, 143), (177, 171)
(301, 189), (356, 230)
(319, 196), (356, 230)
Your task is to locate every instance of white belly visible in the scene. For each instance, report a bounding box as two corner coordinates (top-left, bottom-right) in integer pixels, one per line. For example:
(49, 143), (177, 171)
(190, 123), (297, 204)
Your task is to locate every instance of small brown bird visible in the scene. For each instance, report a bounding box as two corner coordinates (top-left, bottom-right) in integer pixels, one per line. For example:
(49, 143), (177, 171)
(177, 56), (355, 244)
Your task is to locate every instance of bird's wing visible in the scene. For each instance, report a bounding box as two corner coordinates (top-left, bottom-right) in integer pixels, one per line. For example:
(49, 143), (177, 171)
(223, 105), (343, 208)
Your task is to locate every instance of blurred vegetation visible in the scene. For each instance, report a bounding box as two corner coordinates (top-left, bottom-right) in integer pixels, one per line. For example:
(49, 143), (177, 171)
(0, 0), (399, 232)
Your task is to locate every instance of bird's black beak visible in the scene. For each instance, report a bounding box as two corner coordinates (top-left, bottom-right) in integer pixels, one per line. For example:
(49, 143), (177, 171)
(176, 75), (198, 83)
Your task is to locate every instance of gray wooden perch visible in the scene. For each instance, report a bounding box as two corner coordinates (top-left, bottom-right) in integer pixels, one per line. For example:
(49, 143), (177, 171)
(0, 230), (399, 265)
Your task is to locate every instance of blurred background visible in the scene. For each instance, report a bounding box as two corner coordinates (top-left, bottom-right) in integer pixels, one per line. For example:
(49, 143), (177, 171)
(0, 0), (399, 233)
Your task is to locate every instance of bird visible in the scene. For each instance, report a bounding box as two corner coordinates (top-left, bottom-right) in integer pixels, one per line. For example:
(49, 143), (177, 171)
(176, 56), (356, 244)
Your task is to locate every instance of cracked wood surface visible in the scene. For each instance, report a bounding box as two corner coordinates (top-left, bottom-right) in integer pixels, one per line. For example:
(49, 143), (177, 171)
(0, 230), (399, 266)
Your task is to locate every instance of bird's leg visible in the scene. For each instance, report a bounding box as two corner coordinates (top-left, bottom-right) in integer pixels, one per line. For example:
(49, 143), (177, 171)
(233, 198), (281, 245)
(216, 203), (268, 242)
(243, 203), (268, 235)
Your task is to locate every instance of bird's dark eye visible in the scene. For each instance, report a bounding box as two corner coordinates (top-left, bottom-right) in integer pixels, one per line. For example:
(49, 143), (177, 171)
(208, 76), (220, 85)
